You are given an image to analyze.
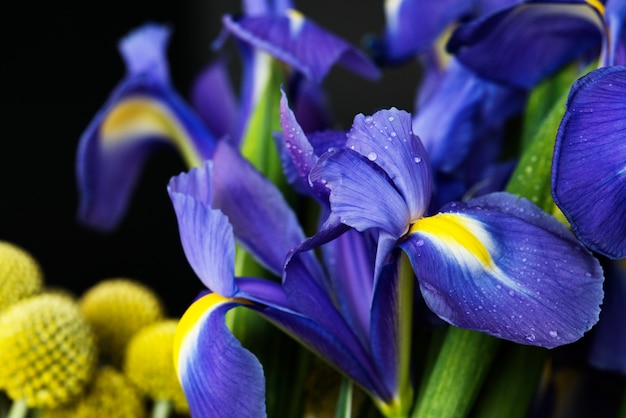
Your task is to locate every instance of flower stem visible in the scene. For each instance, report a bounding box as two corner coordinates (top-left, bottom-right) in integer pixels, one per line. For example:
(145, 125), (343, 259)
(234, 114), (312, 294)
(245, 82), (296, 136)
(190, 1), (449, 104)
(7, 399), (28, 418)
(152, 399), (172, 418)
(410, 327), (500, 418)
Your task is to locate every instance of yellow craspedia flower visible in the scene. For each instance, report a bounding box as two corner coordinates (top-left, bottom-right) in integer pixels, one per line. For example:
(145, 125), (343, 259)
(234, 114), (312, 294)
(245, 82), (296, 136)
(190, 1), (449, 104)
(42, 366), (147, 418)
(0, 240), (43, 311)
(79, 278), (165, 367)
(124, 319), (189, 414)
(0, 293), (97, 408)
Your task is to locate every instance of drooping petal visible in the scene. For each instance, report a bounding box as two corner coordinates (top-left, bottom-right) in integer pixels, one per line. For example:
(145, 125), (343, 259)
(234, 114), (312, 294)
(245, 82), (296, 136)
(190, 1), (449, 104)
(168, 176), (236, 297)
(312, 148), (411, 237)
(174, 292), (266, 418)
(448, 1), (604, 88)
(401, 192), (604, 348)
(346, 108), (432, 221)
(552, 66), (626, 259)
(222, 10), (381, 82)
(76, 24), (217, 231)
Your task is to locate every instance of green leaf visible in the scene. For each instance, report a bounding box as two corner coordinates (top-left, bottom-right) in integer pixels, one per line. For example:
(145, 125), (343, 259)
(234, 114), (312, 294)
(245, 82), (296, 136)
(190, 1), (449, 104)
(335, 378), (354, 418)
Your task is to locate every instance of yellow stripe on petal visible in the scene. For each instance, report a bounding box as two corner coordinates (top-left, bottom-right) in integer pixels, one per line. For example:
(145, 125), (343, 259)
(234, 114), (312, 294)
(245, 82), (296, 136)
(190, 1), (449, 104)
(585, 0), (605, 16)
(173, 293), (250, 377)
(100, 97), (202, 167)
(409, 213), (494, 269)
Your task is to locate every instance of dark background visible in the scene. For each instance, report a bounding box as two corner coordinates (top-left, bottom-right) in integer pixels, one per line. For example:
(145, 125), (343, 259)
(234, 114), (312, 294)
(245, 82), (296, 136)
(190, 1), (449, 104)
(3, 1), (420, 317)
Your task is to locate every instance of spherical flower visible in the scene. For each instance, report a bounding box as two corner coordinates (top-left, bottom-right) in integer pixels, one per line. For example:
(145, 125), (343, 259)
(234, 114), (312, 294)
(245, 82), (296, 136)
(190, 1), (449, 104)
(0, 293), (98, 408)
(0, 240), (43, 311)
(79, 278), (165, 367)
(42, 366), (147, 418)
(124, 319), (189, 414)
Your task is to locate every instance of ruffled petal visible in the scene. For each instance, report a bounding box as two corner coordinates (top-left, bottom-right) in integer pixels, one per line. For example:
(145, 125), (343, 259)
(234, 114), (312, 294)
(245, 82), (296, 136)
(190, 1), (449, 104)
(448, 1), (604, 88)
(119, 23), (170, 82)
(174, 292), (266, 418)
(401, 192), (604, 348)
(76, 25), (217, 231)
(222, 10), (381, 82)
(552, 66), (626, 259)
(168, 174), (237, 297)
(346, 108), (432, 220)
(312, 148), (411, 237)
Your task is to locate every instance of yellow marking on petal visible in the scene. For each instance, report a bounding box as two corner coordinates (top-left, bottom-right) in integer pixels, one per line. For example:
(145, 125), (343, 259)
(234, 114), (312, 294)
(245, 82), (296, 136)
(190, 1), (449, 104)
(100, 97), (202, 167)
(409, 213), (494, 268)
(585, 0), (605, 16)
(172, 293), (250, 377)
(286, 8), (305, 35)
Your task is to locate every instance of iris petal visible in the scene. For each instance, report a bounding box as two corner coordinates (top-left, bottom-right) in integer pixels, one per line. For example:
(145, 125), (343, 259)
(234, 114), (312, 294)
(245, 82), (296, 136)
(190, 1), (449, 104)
(76, 25), (217, 231)
(222, 11), (381, 82)
(346, 108), (432, 221)
(448, 2), (603, 88)
(401, 192), (604, 348)
(552, 66), (626, 259)
(174, 292), (266, 418)
(169, 182), (237, 297)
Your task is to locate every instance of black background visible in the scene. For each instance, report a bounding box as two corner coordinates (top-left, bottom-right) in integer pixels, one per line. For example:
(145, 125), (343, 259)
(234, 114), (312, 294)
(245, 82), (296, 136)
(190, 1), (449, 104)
(3, 1), (420, 317)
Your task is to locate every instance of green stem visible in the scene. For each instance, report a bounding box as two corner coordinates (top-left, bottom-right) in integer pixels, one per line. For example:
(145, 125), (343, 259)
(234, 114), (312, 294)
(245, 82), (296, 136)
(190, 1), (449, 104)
(7, 399), (28, 418)
(410, 328), (500, 418)
(151, 399), (172, 418)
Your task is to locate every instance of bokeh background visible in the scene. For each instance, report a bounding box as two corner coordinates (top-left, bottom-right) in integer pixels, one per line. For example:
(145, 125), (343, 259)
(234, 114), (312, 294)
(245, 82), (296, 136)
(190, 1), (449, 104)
(4, 1), (420, 316)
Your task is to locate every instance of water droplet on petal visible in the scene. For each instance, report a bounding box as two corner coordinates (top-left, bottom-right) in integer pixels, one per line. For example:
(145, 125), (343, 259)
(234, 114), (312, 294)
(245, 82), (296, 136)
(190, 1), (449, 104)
(388, 116), (395, 122)
(414, 156), (422, 163)
(549, 330), (558, 338)
(367, 152), (377, 161)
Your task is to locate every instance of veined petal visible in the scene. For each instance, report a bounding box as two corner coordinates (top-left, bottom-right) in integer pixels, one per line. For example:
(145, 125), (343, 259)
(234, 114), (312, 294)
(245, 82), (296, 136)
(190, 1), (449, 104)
(448, 1), (604, 88)
(174, 292), (266, 418)
(222, 10), (381, 82)
(346, 108), (432, 221)
(400, 192), (604, 348)
(312, 148), (410, 237)
(169, 182), (237, 297)
(76, 27), (217, 231)
(119, 23), (170, 82)
(552, 66), (626, 259)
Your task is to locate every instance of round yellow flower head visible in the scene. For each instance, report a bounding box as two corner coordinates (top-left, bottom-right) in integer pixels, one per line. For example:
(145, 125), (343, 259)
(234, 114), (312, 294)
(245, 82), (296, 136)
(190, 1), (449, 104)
(0, 240), (43, 311)
(42, 366), (147, 418)
(124, 319), (188, 414)
(79, 278), (165, 367)
(0, 293), (98, 408)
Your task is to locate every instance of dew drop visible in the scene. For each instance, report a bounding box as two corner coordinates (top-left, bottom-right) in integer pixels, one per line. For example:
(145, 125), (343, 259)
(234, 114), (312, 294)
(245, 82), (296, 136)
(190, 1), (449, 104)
(364, 116), (373, 124)
(414, 156), (422, 163)
(367, 152), (378, 161)
(415, 239), (424, 247)
(388, 116), (395, 122)
(390, 132), (397, 137)
(549, 330), (558, 338)
(525, 334), (536, 342)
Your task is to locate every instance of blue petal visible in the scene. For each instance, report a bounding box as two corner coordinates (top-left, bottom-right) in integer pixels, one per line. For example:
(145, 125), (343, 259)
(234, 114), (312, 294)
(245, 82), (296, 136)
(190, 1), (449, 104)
(448, 1), (604, 88)
(222, 10), (381, 82)
(174, 292), (266, 418)
(210, 142), (311, 276)
(401, 192), (604, 348)
(76, 26), (217, 231)
(552, 66), (626, 259)
(119, 23), (171, 82)
(346, 108), (432, 221)
(168, 171), (237, 297)
(312, 148), (411, 237)
(190, 58), (239, 141)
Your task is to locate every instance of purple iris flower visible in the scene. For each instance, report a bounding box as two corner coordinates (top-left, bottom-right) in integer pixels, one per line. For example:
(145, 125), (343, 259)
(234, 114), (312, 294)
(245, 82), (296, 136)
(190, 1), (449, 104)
(551, 65), (626, 259)
(76, 5), (379, 231)
(447, 0), (626, 89)
(310, 106), (604, 348)
(168, 141), (416, 417)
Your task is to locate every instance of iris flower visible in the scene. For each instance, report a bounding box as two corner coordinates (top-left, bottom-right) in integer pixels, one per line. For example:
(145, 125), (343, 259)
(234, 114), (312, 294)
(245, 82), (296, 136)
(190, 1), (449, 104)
(76, 5), (379, 231)
(169, 102), (604, 417)
(168, 141), (416, 417)
(551, 65), (626, 259)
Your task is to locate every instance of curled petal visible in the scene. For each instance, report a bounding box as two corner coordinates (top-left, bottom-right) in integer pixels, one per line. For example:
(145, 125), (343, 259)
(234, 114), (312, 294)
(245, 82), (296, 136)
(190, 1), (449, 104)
(346, 108), (432, 220)
(401, 192), (604, 348)
(119, 23), (171, 82)
(448, 2), (603, 88)
(222, 10), (381, 82)
(552, 66), (626, 259)
(174, 292), (266, 418)
(168, 179), (237, 297)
